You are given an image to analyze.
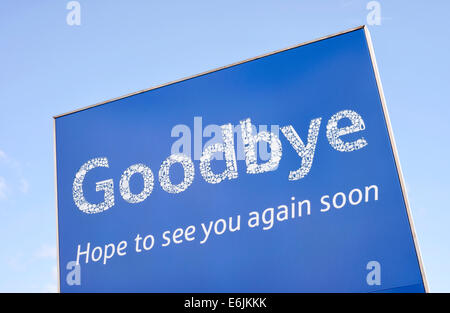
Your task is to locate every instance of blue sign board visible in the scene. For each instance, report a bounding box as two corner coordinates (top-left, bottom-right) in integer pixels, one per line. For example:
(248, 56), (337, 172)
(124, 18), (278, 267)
(54, 26), (427, 292)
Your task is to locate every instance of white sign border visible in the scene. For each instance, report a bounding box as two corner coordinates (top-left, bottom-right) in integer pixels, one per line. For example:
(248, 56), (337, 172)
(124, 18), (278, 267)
(53, 25), (428, 293)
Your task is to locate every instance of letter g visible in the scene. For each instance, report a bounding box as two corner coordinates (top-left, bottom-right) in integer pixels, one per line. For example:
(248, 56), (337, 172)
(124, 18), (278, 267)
(72, 157), (114, 214)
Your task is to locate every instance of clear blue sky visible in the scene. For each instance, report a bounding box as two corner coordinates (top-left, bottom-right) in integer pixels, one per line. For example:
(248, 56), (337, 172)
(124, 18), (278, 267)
(0, 0), (449, 292)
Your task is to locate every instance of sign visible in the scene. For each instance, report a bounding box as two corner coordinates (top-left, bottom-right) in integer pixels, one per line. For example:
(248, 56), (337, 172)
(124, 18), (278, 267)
(54, 26), (427, 292)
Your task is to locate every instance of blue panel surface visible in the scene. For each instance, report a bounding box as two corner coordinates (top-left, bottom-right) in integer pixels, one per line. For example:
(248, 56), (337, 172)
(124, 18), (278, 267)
(55, 28), (425, 292)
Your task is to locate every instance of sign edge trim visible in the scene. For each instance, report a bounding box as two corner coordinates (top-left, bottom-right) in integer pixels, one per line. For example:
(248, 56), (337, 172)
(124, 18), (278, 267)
(52, 25), (365, 119)
(363, 26), (429, 293)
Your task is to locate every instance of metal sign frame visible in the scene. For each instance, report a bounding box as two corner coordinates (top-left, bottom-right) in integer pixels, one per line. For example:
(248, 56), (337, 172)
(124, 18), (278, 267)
(53, 25), (428, 292)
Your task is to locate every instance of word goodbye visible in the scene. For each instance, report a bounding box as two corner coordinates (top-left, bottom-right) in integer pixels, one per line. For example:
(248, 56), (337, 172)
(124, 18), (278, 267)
(73, 110), (367, 214)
